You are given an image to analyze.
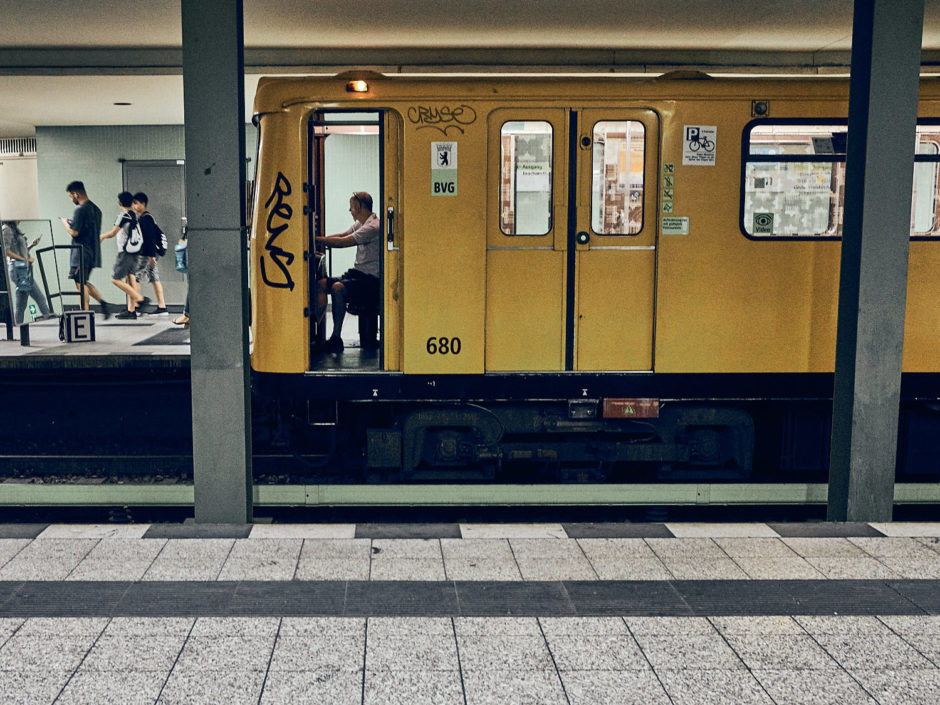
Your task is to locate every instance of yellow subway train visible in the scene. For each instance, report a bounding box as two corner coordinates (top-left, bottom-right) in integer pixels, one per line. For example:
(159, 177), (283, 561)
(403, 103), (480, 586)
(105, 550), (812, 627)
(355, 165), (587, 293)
(249, 73), (939, 482)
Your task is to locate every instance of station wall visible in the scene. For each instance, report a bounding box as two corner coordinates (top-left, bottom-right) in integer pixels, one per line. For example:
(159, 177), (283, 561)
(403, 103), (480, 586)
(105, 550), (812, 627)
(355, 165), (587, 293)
(33, 125), (257, 309)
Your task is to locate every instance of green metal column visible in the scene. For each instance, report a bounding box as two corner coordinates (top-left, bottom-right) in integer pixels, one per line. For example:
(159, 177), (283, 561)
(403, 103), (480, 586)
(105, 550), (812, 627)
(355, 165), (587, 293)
(181, 0), (252, 523)
(828, 0), (924, 521)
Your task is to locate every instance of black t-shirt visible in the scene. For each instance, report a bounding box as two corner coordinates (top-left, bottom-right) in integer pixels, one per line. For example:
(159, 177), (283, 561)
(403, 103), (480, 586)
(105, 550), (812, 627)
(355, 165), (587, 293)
(70, 200), (102, 268)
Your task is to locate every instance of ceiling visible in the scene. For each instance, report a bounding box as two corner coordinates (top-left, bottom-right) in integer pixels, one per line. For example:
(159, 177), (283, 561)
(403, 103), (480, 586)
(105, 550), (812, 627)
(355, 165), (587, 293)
(1, 0), (939, 137)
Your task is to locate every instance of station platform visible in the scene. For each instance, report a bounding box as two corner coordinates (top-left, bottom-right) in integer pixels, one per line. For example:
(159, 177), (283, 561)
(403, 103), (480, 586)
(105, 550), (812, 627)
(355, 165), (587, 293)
(0, 313), (190, 369)
(1, 520), (938, 704)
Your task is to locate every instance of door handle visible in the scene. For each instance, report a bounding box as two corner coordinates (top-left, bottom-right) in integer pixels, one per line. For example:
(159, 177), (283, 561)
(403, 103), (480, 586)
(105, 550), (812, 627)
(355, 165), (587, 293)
(387, 206), (395, 243)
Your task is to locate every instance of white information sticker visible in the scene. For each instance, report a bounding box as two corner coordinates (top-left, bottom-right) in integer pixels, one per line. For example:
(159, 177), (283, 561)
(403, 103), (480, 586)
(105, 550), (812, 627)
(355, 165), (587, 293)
(682, 126), (717, 165)
(662, 216), (690, 235)
(431, 142), (458, 196)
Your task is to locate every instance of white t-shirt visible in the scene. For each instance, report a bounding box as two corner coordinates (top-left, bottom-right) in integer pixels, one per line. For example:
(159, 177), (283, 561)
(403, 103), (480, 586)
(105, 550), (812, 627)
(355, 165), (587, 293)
(345, 212), (381, 278)
(114, 210), (136, 253)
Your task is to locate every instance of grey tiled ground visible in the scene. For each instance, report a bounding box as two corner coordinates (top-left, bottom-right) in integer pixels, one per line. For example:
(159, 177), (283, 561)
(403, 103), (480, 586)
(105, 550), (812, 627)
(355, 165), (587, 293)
(66, 538), (167, 581)
(752, 668), (878, 705)
(4, 533), (940, 582)
(658, 668), (775, 705)
(363, 670), (464, 705)
(441, 539), (523, 581)
(0, 539), (29, 569)
(215, 539), (303, 581)
(57, 670), (167, 705)
(142, 539), (235, 581)
(561, 669), (671, 705)
(0, 539), (97, 580)
(508, 538), (598, 580)
(0, 615), (937, 703)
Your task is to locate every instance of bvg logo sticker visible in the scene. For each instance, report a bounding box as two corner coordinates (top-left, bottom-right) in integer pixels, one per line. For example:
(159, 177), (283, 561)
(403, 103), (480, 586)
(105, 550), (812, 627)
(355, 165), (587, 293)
(431, 142), (458, 197)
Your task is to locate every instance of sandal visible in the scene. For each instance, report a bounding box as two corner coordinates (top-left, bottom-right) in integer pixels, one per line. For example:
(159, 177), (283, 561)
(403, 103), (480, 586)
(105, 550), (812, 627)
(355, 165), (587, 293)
(173, 315), (190, 325)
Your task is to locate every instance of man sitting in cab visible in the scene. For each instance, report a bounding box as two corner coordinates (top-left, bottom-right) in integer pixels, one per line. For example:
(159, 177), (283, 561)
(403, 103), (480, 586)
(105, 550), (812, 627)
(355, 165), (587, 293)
(315, 191), (380, 352)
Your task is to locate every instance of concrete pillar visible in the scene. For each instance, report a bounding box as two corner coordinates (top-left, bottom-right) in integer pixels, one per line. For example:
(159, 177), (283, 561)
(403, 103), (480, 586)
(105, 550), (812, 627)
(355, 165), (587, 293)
(828, 0), (924, 521)
(181, 0), (252, 523)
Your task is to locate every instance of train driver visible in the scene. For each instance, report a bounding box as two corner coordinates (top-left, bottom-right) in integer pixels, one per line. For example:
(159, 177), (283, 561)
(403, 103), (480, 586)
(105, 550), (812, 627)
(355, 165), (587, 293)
(315, 191), (381, 352)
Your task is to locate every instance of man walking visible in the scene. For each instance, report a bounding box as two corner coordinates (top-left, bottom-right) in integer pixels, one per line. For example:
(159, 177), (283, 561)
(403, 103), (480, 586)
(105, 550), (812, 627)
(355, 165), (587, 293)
(60, 180), (113, 316)
(131, 192), (168, 315)
(99, 191), (148, 318)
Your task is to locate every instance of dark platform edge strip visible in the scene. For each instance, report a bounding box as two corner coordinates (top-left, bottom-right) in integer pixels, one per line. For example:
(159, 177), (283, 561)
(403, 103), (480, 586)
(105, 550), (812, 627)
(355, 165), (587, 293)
(0, 579), (936, 618)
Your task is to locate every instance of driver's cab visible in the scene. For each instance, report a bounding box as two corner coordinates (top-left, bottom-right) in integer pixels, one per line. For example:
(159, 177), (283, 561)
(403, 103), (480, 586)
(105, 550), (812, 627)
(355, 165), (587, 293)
(308, 111), (387, 372)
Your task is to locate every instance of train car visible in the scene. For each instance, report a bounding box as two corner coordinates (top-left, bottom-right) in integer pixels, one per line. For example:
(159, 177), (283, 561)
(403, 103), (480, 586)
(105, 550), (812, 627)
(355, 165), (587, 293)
(249, 73), (940, 483)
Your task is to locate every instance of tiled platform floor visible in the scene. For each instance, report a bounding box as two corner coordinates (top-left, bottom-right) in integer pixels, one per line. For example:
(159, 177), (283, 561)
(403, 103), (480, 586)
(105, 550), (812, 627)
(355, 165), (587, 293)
(2, 522), (939, 583)
(0, 315), (189, 358)
(1, 522), (938, 704)
(1, 614), (939, 705)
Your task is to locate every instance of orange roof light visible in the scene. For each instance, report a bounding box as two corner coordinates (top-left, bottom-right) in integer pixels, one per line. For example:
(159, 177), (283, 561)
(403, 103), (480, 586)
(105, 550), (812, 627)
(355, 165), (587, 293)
(346, 80), (369, 93)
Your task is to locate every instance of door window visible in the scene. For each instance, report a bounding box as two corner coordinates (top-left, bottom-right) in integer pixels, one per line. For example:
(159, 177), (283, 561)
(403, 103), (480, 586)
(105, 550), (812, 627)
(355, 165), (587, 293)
(591, 120), (645, 235)
(499, 121), (553, 235)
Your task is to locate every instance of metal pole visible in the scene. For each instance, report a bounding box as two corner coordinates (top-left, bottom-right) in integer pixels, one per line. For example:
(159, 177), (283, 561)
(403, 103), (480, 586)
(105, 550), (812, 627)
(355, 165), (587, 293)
(828, 0), (925, 521)
(181, 0), (252, 523)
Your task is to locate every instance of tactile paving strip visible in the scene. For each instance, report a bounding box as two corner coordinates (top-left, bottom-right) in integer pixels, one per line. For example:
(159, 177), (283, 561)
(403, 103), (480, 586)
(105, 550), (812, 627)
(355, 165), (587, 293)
(0, 579), (935, 618)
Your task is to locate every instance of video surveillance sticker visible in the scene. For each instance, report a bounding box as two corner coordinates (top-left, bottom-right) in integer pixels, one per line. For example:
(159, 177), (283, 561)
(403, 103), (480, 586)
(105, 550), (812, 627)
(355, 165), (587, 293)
(753, 212), (775, 235)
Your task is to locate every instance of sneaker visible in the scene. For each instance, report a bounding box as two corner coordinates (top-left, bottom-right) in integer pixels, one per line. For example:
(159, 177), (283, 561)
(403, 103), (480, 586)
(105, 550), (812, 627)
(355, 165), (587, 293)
(134, 296), (151, 312)
(152, 307), (169, 316)
(99, 301), (113, 320)
(115, 309), (137, 320)
(324, 335), (344, 353)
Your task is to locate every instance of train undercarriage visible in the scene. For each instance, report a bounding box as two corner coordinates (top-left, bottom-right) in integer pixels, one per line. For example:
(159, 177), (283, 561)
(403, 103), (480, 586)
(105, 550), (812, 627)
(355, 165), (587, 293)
(257, 389), (940, 485)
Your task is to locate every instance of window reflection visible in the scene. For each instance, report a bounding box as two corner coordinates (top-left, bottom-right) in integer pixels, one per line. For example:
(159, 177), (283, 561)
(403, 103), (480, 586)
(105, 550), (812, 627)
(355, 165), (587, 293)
(500, 121), (552, 236)
(591, 121), (645, 235)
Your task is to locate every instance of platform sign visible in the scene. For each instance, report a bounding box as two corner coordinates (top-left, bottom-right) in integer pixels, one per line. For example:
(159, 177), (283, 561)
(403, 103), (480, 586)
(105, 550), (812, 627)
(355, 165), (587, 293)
(431, 142), (458, 196)
(62, 310), (95, 342)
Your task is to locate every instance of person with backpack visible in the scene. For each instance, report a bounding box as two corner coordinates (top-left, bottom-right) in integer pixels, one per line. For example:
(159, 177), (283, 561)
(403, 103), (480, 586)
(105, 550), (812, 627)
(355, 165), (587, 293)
(131, 192), (168, 315)
(100, 191), (149, 319)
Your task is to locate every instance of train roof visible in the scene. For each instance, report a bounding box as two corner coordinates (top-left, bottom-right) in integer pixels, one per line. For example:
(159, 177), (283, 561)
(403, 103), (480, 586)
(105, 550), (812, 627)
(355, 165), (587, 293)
(252, 72), (940, 116)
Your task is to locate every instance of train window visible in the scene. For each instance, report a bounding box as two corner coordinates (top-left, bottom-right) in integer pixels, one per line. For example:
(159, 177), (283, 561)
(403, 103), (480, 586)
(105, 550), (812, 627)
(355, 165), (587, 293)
(591, 120), (645, 235)
(500, 121), (553, 235)
(743, 124), (845, 238)
(743, 121), (940, 239)
(913, 127), (940, 236)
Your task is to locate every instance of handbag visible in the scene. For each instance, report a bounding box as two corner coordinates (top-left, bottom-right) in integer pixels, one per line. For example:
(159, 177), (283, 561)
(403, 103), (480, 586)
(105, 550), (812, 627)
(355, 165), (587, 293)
(12, 262), (32, 291)
(174, 241), (188, 274)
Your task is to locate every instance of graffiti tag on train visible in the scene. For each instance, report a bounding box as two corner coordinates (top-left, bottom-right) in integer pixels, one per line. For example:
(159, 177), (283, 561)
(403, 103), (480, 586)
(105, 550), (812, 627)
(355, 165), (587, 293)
(407, 105), (477, 135)
(261, 171), (296, 291)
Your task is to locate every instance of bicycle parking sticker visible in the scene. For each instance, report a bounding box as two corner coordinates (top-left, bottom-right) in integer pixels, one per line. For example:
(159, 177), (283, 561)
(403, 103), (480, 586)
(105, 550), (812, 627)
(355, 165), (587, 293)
(682, 125), (716, 166)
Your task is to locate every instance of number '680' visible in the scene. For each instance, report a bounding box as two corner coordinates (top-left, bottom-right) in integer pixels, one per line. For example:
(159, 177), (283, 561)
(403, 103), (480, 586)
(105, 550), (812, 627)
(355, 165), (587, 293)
(426, 337), (461, 355)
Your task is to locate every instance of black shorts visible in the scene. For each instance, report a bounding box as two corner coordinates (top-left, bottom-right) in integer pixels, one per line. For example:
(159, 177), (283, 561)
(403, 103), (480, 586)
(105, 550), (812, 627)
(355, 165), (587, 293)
(68, 252), (96, 284)
(328, 269), (379, 308)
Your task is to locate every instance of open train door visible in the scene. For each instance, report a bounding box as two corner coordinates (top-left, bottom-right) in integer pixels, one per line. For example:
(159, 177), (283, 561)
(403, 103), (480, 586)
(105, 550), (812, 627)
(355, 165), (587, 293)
(306, 110), (390, 369)
(570, 109), (659, 371)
